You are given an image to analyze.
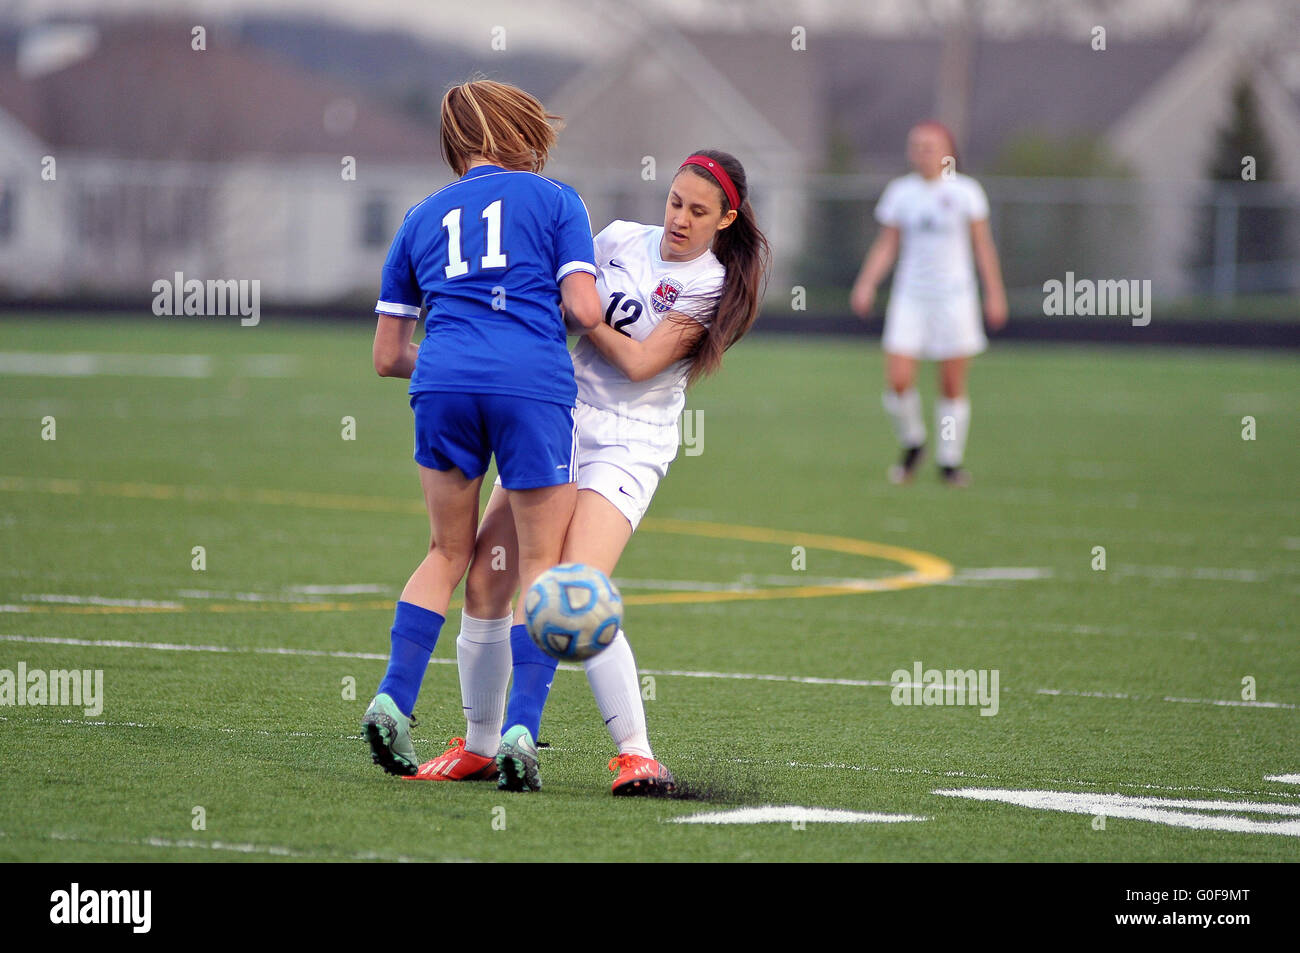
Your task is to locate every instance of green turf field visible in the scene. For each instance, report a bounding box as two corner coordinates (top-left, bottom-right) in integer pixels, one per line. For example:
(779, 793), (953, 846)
(0, 316), (1296, 862)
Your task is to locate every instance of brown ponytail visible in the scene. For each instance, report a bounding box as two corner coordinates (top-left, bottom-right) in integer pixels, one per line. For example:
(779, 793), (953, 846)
(673, 149), (772, 385)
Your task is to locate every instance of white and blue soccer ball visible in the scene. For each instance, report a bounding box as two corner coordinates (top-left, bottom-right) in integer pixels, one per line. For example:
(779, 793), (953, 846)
(524, 563), (622, 661)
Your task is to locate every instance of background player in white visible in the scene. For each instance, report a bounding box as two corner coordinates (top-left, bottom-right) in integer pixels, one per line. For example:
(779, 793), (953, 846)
(850, 121), (1008, 486)
(409, 149), (771, 794)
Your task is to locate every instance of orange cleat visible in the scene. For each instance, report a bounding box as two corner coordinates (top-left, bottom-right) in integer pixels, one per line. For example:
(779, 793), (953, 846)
(406, 737), (498, 781)
(608, 753), (676, 796)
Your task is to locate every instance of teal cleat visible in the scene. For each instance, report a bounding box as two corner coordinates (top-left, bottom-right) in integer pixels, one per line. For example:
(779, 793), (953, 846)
(496, 725), (542, 792)
(360, 693), (419, 776)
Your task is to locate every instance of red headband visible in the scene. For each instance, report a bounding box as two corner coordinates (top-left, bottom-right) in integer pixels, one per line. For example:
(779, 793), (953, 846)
(679, 154), (741, 211)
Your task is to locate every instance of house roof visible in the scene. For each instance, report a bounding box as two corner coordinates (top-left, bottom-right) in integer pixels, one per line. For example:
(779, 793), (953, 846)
(677, 28), (825, 163)
(545, 21), (817, 175)
(824, 32), (1200, 170)
(236, 15), (579, 111)
(548, 26), (1204, 174)
(0, 19), (445, 161)
(0, 16), (1270, 181)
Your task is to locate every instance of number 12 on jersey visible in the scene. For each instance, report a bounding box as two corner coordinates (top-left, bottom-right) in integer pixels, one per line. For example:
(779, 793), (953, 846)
(442, 200), (509, 279)
(604, 291), (643, 336)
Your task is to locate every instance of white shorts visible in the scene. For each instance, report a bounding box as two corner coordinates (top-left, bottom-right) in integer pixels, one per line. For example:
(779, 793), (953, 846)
(495, 399), (678, 531)
(882, 291), (987, 361)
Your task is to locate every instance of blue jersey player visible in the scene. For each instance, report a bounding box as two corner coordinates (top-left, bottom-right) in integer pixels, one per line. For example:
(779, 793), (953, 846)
(361, 80), (603, 776)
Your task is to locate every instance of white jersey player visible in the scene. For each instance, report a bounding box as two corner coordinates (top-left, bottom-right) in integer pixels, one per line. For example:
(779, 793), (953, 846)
(568, 218), (724, 529)
(851, 121), (1008, 486)
(408, 150), (771, 796)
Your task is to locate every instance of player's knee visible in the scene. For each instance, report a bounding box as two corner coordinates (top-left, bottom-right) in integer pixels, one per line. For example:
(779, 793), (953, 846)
(428, 539), (473, 578)
(464, 561), (513, 617)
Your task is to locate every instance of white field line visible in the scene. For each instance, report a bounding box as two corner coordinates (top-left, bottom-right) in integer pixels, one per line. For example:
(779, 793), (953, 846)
(671, 806), (928, 825)
(1036, 687), (1296, 710)
(1265, 774), (1300, 785)
(933, 789), (1300, 836)
(617, 568), (1052, 591)
(837, 609), (1276, 644)
(4, 600), (1268, 646)
(0, 711), (515, 756)
(1, 585), (1278, 644)
(946, 567), (1054, 582)
(1110, 565), (1285, 583)
(642, 664), (895, 688)
(282, 584), (390, 595)
(615, 576), (826, 592)
(173, 591), (333, 603)
(14, 587), (395, 606)
(2, 634), (1295, 712)
(0, 829), (425, 862)
(20, 594), (184, 608)
(1056, 795), (1300, 815)
(727, 758), (1300, 801)
(0, 352), (213, 378)
(178, 585), (393, 600)
(0, 353), (301, 379)
(10, 565), (1036, 607)
(0, 712), (424, 747)
(0, 632), (399, 662)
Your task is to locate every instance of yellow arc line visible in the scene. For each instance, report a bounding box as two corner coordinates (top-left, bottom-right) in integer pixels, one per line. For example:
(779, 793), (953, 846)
(1, 475), (953, 612)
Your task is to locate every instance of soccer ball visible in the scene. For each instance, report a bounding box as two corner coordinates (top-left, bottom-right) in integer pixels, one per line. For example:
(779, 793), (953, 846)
(524, 563), (622, 661)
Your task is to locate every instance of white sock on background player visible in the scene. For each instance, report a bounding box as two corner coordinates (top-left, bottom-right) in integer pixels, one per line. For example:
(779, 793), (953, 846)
(883, 388), (926, 448)
(585, 631), (652, 758)
(456, 611), (513, 756)
(935, 396), (971, 467)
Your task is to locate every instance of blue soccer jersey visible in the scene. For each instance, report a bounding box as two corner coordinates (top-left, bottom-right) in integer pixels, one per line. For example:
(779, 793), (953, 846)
(376, 165), (597, 405)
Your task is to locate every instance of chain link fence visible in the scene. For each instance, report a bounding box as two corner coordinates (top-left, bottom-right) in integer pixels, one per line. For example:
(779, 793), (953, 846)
(2, 160), (1297, 316)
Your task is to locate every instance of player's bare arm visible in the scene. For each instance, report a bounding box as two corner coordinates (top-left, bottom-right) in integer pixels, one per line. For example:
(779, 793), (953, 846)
(372, 314), (419, 378)
(560, 271), (604, 330)
(850, 224), (900, 318)
(970, 218), (1008, 330)
(584, 310), (705, 383)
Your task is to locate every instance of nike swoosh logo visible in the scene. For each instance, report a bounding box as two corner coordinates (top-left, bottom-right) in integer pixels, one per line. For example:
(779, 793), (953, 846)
(608, 259), (627, 271)
(618, 486), (634, 498)
(604, 715), (618, 725)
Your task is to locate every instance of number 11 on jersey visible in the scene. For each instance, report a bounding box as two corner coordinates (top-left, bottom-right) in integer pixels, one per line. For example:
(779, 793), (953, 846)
(442, 200), (509, 279)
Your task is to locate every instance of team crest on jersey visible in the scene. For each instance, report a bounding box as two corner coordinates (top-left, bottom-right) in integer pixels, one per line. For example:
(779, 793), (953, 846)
(651, 277), (684, 314)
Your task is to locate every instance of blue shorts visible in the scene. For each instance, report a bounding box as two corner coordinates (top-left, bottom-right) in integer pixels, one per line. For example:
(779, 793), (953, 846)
(410, 391), (577, 490)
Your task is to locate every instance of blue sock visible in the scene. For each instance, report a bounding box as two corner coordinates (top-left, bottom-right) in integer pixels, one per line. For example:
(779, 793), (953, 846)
(376, 601), (444, 717)
(503, 624), (557, 739)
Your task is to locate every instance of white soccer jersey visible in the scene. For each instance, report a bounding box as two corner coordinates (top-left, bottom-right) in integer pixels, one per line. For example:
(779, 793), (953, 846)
(571, 220), (725, 427)
(875, 172), (989, 298)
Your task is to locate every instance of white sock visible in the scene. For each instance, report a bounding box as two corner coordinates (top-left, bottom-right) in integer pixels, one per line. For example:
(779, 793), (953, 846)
(456, 611), (513, 756)
(935, 396), (971, 467)
(882, 388), (926, 448)
(585, 631), (652, 758)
